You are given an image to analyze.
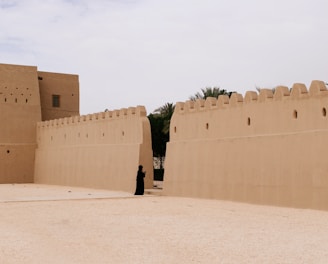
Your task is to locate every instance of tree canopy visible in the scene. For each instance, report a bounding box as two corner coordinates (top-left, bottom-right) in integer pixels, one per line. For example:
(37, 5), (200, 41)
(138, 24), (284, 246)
(189, 87), (233, 100)
(147, 103), (175, 169)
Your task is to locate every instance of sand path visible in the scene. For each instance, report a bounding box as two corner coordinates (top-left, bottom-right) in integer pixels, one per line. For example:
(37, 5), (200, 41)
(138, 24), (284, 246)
(0, 184), (327, 263)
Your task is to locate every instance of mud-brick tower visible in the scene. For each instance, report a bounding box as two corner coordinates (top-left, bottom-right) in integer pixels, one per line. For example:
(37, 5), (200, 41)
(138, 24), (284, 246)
(0, 63), (42, 183)
(0, 63), (80, 183)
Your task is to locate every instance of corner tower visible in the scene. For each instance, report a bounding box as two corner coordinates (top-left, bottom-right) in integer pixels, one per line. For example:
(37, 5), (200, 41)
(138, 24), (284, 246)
(0, 63), (42, 183)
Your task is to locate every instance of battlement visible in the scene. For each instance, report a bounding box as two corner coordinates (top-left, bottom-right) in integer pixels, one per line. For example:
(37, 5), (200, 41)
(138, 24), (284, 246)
(36, 106), (148, 147)
(174, 80), (327, 113)
(170, 80), (328, 141)
(37, 105), (147, 129)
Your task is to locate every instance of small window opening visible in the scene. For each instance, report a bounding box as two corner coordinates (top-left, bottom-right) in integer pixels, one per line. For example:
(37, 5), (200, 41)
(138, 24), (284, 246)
(247, 117), (251, 126)
(174, 126), (177, 133)
(206, 123), (209, 130)
(26, 99), (28, 103)
(293, 110), (298, 119)
(6, 150), (10, 154)
(122, 131), (125, 136)
(15, 98), (17, 103)
(4, 98), (6, 102)
(322, 108), (327, 117)
(52, 95), (60, 107)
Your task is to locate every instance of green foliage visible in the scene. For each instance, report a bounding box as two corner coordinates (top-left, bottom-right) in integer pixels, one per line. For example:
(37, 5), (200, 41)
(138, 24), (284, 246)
(154, 103), (175, 134)
(148, 103), (175, 169)
(189, 87), (232, 100)
(148, 113), (168, 158)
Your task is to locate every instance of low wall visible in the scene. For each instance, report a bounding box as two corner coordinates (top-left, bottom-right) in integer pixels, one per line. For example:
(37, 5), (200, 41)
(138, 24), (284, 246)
(34, 106), (153, 193)
(164, 80), (328, 210)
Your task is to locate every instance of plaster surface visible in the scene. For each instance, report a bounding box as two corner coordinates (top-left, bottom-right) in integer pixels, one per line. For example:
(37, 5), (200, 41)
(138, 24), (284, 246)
(165, 81), (328, 210)
(0, 184), (328, 264)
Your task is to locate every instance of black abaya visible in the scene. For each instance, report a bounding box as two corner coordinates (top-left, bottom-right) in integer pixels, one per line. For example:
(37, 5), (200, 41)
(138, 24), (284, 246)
(134, 168), (145, 195)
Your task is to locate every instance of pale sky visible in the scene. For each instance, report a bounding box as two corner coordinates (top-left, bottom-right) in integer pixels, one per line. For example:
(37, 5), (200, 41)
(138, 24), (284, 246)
(1, 0), (327, 114)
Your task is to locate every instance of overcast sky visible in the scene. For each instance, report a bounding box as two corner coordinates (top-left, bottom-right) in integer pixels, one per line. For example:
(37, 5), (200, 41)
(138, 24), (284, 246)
(1, 0), (328, 114)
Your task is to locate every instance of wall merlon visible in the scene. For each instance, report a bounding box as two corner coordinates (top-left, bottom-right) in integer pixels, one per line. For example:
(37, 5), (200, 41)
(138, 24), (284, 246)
(195, 99), (205, 110)
(229, 93), (243, 106)
(175, 102), (185, 113)
(185, 100), (195, 112)
(136, 105), (147, 116)
(309, 80), (327, 96)
(120, 108), (128, 117)
(217, 94), (230, 107)
(258, 88), (274, 102)
(128, 107), (136, 115)
(290, 83), (308, 98)
(204, 97), (216, 108)
(244, 91), (258, 103)
(273, 86), (290, 100)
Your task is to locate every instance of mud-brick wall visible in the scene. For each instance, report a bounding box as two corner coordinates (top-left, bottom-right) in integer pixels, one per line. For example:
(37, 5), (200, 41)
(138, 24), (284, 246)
(38, 71), (79, 121)
(34, 106), (153, 192)
(164, 80), (328, 210)
(0, 63), (42, 183)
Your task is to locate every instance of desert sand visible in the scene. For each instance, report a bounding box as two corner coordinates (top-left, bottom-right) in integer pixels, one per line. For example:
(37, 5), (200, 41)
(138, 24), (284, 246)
(0, 184), (328, 264)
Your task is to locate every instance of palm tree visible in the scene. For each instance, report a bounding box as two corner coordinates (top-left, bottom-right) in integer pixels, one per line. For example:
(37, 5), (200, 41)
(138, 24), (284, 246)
(189, 87), (232, 100)
(154, 103), (175, 134)
(148, 103), (175, 171)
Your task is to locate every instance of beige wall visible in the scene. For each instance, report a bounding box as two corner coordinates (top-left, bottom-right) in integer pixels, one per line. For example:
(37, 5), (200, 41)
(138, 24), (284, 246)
(164, 80), (328, 210)
(0, 63), (42, 183)
(34, 106), (153, 193)
(38, 71), (79, 121)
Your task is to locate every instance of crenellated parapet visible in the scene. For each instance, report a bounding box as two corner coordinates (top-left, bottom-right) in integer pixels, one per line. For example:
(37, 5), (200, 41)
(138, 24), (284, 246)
(170, 80), (328, 141)
(38, 105), (147, 128)
(174, 80), (327, 113)
(36, 105), (148, 147)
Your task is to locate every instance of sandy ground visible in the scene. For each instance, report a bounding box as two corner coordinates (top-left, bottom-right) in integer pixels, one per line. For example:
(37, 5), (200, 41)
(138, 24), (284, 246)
(0, 184), (328, 264)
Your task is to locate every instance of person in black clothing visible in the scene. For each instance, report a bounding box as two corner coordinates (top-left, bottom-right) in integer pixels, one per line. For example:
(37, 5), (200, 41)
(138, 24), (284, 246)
(134, 165), (145, 195)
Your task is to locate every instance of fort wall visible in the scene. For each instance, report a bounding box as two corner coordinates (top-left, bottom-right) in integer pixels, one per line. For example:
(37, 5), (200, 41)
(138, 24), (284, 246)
(0, 63), (42, 183)
(34, 106), (153, 192)
(164, 80), (328, 210)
